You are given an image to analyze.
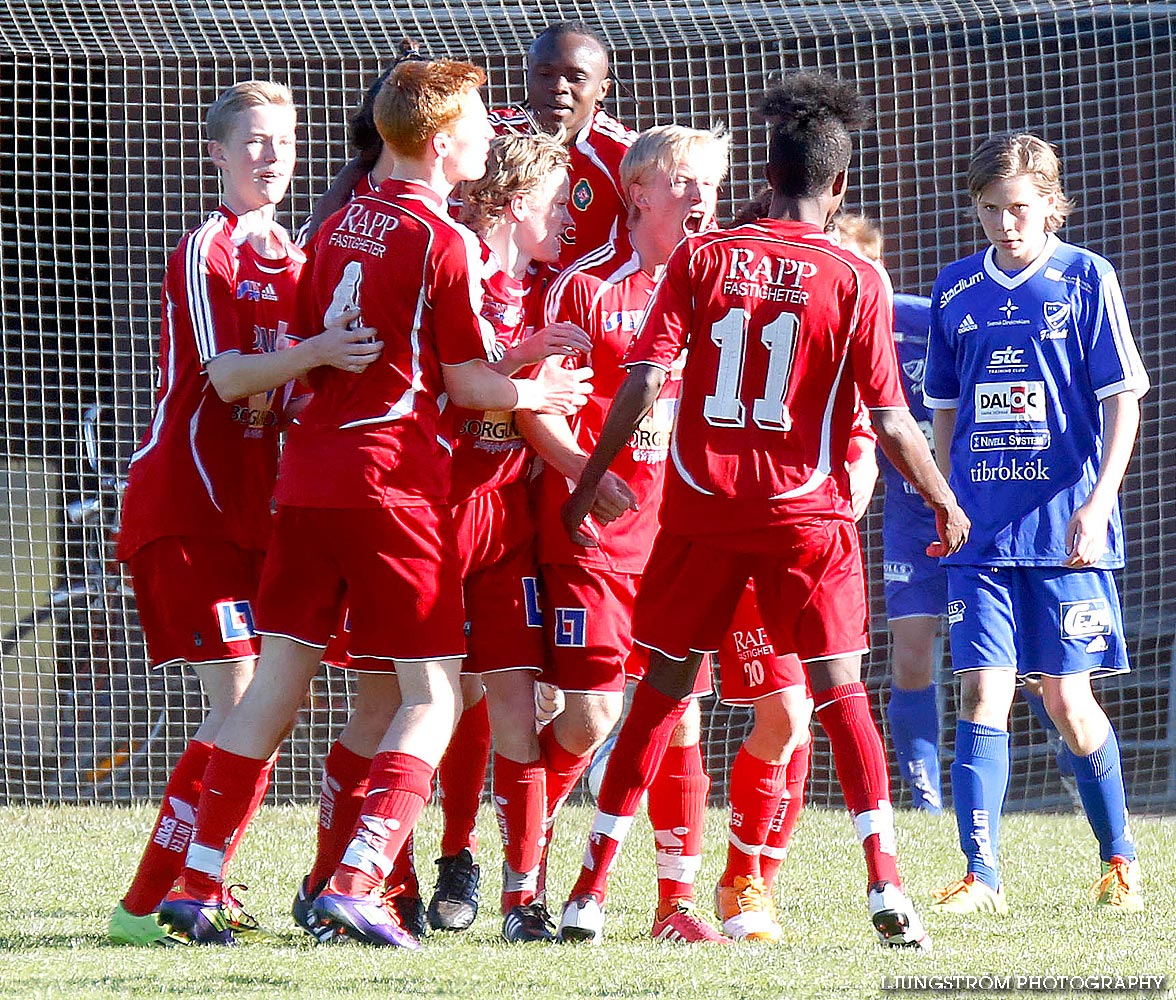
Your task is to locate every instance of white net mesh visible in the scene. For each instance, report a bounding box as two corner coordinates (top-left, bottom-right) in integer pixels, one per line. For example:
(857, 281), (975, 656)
(0, 0), (1173, 810)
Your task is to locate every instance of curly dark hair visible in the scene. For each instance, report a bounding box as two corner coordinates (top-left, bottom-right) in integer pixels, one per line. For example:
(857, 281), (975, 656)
(761, 73), (867, 198)
(348, 38), (429, 155)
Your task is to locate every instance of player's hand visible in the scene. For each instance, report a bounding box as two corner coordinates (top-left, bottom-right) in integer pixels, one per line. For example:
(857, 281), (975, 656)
(508, 322), (593, 367)
(315, 307), (383, 374)
(846, 451), (879, 521)
(590, 470), (638, 525)
(531, 359), (593, 416)
(562, 480), (601, 547)
(534, 681), (566, 728)
(1064, 498), (1112, 567)
(926, 498), (970, 557)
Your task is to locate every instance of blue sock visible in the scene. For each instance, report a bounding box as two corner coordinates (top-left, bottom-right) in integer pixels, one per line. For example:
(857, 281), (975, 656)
(1022, 689), (1074, 777)
(950, 721), (1010, 890)
(887, 684), (941, 813)
(1067, 728), (1135, 863)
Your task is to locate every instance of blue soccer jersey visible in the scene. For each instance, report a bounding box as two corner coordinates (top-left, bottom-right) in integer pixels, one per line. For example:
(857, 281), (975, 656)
(924, 235), (1149, 567)
(880, 294), (937, 541)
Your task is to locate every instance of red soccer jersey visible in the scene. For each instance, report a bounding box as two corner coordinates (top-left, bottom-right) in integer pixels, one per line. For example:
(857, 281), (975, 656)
(488, 106), (635, 266)
(276, 179), (495, 509)
(448, 253), (554, 502)
(626, 219), (906, 534)
(535, 242), (679, 573)
(117, 207), (305, 559)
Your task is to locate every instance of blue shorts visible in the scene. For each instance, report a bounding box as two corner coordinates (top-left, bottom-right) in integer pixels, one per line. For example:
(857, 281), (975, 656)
(882, 540), (947, 621)
(945, 565), (1129, 678)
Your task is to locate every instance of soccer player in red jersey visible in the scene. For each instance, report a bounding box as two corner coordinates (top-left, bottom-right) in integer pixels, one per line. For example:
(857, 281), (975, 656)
(156, 60), (592, 948)
(520, 124), (730, 943)
(555, 73), (969, 950)
(107, 81), (383, 946)
(491, 21), (635, 265)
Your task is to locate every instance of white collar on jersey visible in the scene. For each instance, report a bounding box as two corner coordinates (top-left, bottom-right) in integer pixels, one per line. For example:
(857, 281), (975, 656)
(982, 233), (1060, 289)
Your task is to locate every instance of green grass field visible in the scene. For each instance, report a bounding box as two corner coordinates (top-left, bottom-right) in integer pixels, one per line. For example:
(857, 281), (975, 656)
(0, 802), (1171, 1000)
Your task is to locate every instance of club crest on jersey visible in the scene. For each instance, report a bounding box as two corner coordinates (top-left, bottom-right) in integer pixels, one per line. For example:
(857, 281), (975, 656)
(216, 600), (256, 642)
(1040, 301), (1071, 340)
(1060, 599), (1112, 640)
(572, 178), (594, 212)
(946, 600), (966, 626)
(554, 607), (587, 647)
(901, 358), (925, 391)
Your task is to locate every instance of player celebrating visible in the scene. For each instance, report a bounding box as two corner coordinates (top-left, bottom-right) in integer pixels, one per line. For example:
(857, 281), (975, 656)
(556, 73), (969, 950)
(926, 133), (1148, 914)
(107, 80), (382, 946)
(156, 60), (590, 948)
(522, 124), (731, 944)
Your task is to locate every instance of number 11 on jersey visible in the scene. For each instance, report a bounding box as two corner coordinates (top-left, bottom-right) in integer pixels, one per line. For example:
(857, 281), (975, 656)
(702, 307), (799, 432)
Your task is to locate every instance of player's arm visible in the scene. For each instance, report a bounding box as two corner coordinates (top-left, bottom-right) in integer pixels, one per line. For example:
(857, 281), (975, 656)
(871, 407), (968, 557)
(204, 308), (382, 402)
(492, 323), (594, 376)
(931, 407), (955, 480)
(562, 362), (663, 546)
(845, 402), (879, 521)
(298, 154), (378, 245)
(442, 357), (593, 415)
(1064, 390), (1141, 567)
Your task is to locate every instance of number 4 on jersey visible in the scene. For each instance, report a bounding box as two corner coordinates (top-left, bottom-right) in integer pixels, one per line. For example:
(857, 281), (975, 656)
(702, 308), (799, 432)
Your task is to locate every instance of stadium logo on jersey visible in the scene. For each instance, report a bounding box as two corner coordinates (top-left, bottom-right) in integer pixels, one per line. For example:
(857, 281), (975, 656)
(236, 280), (262, 301)
(554, 607), (587, 647)
(215, 600), (255, 642)
(956, 313), (978, 335)
(970, 456), (1050, 483)
(572, 178), (594, 212)
(987, 347), (1027, 373)
(883, 561), (913, 583)
(970, 429), (1051, 452)
(1040, 301), (1071, 340)
(974, 381), (1046, 423)
(901, 359), (926, 394)
(946, 600), (966, 625)
(939, 271), (982, 308)
(1060, 599), (1112, 640)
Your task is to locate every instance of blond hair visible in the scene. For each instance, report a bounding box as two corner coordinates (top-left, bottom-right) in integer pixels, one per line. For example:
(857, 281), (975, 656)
(967, 133), (1074, 231)
(205, 80), (295, 143)
(620, 125), (730, 225)
(459, 132), (570, 235)
(832, 213), (883, 262)
(374, 59), (486, 159)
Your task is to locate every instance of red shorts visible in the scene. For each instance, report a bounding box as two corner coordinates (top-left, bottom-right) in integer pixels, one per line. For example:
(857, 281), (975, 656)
(255, 505), (466, 663)
(633, 520), (869, 664)
(542, 562), (710, 696)
(716, 582), (809, 705)
(126, 537), (264, 668)
(454, 482), (544, 674)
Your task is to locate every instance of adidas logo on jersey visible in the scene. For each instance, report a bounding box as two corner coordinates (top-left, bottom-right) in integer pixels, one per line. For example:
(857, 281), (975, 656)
(1086, 635), (1109, 653)
(957, 313), (978, 335)
(261, 283), (278, 301)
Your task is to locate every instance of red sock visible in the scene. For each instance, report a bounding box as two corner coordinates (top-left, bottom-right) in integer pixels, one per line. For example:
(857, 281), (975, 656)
(569, 681), (689, 903)
(121, 740), (212, 915)
(328, 752), (434, 897)
(814, 683), (901, 889)
(385, 832), (419, 898)
(438, 698), (490, 857)
(306, 741), (372, 888)
(179, 748), (271, 903)
(494, 754), (546, 911)
(721, 745), (787, 886)
(761, 737), (811, 889)
(539, 724), (592, 821)
(223, 753), (275, 873)
(647, 742), (709, 916)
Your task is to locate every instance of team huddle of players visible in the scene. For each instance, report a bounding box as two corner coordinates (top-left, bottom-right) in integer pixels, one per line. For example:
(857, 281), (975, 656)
(107, 18), (1147, 955)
